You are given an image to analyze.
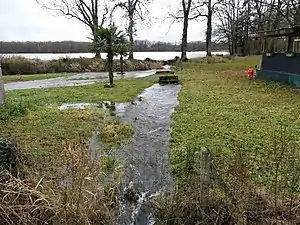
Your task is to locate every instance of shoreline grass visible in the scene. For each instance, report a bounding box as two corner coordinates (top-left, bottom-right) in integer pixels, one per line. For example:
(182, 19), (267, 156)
(1, 56), (163, 75)
(3, 73), (73, 83)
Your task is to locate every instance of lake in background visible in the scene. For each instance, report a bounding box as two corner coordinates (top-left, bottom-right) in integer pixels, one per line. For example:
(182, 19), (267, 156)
(3, 51), (228, 60)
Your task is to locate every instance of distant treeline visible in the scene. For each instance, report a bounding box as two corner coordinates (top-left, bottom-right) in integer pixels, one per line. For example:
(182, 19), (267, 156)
(0, 40), (226, 53)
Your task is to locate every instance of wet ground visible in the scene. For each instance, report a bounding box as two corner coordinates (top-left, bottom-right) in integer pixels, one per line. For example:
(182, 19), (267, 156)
(4, 66), (172, 91)
(54, 81), (180, 224)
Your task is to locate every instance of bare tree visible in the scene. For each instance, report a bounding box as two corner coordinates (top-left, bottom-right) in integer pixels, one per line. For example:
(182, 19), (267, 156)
(266, 0), (300, 26)
(169, 0), (202, 61)
(192, 0), (220, 56)
(111, 0), (151, 60)
(37, 0), (109, 58)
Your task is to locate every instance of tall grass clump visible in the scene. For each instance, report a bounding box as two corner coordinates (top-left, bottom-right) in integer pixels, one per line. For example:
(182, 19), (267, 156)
(100, 117), (134, 147)
(0, 137), (122, 225)
(0, 101), (34, 120)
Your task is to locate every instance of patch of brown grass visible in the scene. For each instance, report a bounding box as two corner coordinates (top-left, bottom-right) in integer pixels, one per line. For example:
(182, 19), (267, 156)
(0, 137), (121, 225)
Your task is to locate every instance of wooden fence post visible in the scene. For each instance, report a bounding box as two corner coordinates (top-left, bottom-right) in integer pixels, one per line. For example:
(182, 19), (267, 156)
(0, 64), (5, 105)
(200, 147), (211, 207)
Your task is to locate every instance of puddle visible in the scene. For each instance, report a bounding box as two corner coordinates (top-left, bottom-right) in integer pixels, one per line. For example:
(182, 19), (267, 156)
(58, 103), (97, 110)
(5, 78), (97, 90)
(56, 101), (130, 114)
(115, 84), (181, 225)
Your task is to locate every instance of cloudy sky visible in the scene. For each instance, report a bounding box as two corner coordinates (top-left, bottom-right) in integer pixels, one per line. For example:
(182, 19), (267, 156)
(0, 0), (206, 43)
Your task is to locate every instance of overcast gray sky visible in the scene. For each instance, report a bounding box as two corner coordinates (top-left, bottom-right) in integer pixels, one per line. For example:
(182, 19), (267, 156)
(0, 0), (206, 42)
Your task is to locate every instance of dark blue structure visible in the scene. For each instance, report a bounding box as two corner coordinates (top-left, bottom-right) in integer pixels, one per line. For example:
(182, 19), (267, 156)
(254, 26), (300, 87)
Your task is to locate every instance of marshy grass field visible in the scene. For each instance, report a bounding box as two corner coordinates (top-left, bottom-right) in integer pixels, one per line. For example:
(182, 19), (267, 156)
(1, 56), (300, 224)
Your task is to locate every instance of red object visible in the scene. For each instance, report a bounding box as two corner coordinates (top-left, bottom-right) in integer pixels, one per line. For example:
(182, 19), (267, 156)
(247, 68), (255, 79)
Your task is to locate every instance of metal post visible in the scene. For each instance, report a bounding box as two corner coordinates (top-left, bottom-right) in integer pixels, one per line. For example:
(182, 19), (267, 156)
(0, 64), (5, 105)
(263, 37), (267, 53)
(287, 36), (292, 52)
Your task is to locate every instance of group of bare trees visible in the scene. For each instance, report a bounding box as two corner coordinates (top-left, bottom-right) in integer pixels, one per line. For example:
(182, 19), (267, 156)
(37, 0), (300, 60)
(37, 0), (150, 59)
(214, 0), (300, 55)
(170, 0), (300, 58)
(0, 40), (225, 54)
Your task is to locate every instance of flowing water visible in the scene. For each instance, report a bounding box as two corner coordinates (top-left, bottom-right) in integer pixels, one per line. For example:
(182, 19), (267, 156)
(4, 67), (169, 91)
(115, 84), (181, 225)
(55, 82), (181, 224)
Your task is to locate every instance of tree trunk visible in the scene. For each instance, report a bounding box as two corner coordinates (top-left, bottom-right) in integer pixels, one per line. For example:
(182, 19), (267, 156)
(128, 15), (134, 60)
(92, 31), (101, 58)
(206, 2), (212, 57)
(108, 53), (114, 86)
(120, 54), (124, 75)
(181, 15), (189, 61)
(0, 64), (5, 105)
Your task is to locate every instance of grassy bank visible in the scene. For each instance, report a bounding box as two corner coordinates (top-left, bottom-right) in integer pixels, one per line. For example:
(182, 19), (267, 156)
(3, 72), (72, 83)
(158, 56), (300, 224)
(0, 76), (156, 224)
(1, 56), (163, 75)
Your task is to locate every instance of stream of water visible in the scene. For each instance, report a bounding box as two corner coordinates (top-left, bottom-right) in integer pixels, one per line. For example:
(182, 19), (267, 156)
(116, 84), (181, 225)
(4, 66), (171, 91)
(56, 83), (181, 224)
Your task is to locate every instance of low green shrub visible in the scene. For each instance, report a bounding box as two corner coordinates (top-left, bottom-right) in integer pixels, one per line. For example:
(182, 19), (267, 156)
(1, 56), (163, 75)
(0, 101), (34, 120)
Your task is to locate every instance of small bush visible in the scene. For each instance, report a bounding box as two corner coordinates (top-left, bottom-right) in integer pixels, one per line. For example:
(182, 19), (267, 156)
(0, 101), (33, 120)
(1, 56), (163, 75)
(0, 137), (23, 178)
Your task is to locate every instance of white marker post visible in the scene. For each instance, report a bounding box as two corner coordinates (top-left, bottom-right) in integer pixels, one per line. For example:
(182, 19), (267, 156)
(0, 64), (5, 105)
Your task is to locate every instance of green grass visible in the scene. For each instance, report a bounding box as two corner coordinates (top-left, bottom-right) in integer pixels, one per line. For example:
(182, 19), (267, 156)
(6, 77), (156, 106)
(1, 76), (156, 178)
(171, 56), (300, 185)
(156, 55), (300, 224)
(3, 73), (73, 83)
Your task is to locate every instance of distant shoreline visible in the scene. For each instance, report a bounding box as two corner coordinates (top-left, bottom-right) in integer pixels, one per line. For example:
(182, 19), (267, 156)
(0, 50), (228, 54)
(1, 51), (229, 61)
